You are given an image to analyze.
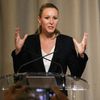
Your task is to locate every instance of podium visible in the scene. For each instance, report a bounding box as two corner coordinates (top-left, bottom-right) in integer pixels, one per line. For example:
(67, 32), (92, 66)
(0, 73), (89, 100)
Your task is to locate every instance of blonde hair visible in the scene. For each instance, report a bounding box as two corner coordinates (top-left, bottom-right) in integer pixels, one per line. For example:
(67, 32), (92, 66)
(39, 3), (59, 17)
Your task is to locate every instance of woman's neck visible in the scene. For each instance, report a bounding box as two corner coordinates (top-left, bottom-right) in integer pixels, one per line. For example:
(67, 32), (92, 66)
(40, 32), (56, 40)
(40, 32), (56, 54)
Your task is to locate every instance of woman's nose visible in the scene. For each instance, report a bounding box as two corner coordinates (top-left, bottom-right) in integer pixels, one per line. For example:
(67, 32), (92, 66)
(49, 18), (54, 24)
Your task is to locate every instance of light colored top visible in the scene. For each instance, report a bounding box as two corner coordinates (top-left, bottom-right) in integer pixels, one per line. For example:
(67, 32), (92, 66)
(41, 46), (55, 72)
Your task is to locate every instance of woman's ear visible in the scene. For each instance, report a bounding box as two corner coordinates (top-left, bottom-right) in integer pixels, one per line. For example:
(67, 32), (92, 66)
(38, 16), (41, 25)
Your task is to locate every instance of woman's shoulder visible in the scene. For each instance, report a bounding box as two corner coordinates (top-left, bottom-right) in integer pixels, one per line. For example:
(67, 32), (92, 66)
(58, 33), (73, 41)
(24, 33), (39, 45)
(26, 33), (39, 40)
(57, 33), (74, 49)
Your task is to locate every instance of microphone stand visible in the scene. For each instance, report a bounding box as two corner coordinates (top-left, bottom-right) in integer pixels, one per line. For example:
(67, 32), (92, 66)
(43, 57), (67, 95)
(16, 51), (67, 95)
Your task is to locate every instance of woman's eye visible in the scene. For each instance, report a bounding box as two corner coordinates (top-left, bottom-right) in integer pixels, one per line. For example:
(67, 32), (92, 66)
(44, 16), (58, 20)
(45, 17), (49, 19)
(53, 17), (58, 19)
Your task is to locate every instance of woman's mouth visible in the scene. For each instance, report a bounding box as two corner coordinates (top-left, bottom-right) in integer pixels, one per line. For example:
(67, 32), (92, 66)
(48, 26), (54, 30)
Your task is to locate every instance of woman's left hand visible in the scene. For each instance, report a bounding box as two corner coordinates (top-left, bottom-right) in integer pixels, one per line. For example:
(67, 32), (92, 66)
(73, 32), (88, 56)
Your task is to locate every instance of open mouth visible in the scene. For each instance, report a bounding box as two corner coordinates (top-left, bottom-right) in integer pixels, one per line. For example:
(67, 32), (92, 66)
(48, 26), (54, 30)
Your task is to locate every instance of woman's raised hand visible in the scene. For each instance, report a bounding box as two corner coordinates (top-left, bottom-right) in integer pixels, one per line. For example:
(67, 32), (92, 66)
(73, 32), (88, 57)
(15, 27), (28, 54)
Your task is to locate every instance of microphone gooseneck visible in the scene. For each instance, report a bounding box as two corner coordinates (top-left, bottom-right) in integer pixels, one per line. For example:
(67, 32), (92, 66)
(43, 57), (66, 93)
(16, 51), (66, 92)
(43, 57), (63, 75)
(17, 52), (55, 73)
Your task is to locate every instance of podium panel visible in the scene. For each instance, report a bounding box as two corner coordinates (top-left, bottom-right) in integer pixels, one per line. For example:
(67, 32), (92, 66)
(26, 75), (57, 88)
(65, 75), (89, 100)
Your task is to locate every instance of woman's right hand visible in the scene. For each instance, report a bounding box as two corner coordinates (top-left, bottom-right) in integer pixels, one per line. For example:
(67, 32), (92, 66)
(15, 27), (28, 54)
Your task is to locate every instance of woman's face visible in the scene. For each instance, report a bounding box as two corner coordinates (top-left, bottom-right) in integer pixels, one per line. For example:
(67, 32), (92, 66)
(38, 8), (59, 34)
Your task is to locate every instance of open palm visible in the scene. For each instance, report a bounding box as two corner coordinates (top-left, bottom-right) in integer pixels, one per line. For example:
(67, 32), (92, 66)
(73, 32), (88, 55)
(15, 28), (28, 54)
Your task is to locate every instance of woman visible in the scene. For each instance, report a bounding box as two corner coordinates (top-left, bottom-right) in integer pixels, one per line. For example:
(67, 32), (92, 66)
(12, 3), (88, 77)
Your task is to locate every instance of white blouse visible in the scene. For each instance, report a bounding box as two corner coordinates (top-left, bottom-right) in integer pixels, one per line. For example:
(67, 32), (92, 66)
(41, 46), (55, 73)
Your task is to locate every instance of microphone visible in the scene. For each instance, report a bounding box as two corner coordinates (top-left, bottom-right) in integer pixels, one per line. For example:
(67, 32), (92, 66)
(43, 57), (64, 75)
(17, 52), (55, 73)
(16, 51), (66, 94)
(43, 57), (66, 94)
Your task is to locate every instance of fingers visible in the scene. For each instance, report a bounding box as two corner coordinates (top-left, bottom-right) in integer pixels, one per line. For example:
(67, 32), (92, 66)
(82, 32), (88, 45)
(51, 86), (68, 100)
(73, 38), (78, 46)
(73, 32), (88, 47)
(73, 32), (88, 55)
(15, 27), (28, 40)
(82, 32), (88, 50)
(6, 84), (28, 94)
(4, 85), (15, 94)
(23, 34), (28, 41)
(4, 84), (29, 100)
(15, 27), (21, 41)
(51, 86), (60, 94)
(14, 27), (28, 54)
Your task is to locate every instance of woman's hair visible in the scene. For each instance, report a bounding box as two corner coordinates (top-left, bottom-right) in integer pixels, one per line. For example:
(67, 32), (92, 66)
(39, 3), (59, 17)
